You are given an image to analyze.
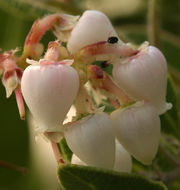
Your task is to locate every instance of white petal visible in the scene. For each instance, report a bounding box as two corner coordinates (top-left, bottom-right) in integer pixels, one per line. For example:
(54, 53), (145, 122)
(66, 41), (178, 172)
(114, 140), (132, 173)
(71, 154), (86, 166)
(21, 64), (79, 133)
(71, 140), (132, 173)
(111, 101), (160, 165)
(112, 46), (168, 114)
(64, 112), (115, 169)
(67, 10), (123, 54)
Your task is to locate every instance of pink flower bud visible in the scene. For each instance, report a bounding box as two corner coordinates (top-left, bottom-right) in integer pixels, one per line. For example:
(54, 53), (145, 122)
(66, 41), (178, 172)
(21, 63), (79, 133)
(64, 112), (115, 169)
(111, 101), (160, 165)
(67, 10), (123, 54)
(112, 45), (171, 114)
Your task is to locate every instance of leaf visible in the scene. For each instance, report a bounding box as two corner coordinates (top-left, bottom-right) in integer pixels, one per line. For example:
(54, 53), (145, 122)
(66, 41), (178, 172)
(58, 138), (73, 163)
(0, 0), (54, 20)
(37, 0), (83, 15)
(161, 0), (180, 36)
(57, 164), (168, 190)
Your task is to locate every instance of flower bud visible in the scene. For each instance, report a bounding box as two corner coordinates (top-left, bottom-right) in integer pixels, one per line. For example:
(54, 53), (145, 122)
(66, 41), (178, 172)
(111, 101), (160, 165)
(64, 112), (115, 169)
(112, 45), (171, 114)
(67, 10), (123, 54)
(21, 63), (79, 133)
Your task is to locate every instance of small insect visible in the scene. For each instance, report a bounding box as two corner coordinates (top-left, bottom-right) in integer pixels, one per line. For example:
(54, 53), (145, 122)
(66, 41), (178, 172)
(108, 36), (118, 44)
(100, 61), (109, 68)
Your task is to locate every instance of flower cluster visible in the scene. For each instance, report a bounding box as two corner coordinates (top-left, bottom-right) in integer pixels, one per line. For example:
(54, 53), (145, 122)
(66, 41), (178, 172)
(0, 10), (171, 173)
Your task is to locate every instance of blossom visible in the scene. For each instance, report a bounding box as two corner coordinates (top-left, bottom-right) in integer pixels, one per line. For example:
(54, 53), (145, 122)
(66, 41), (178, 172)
(111, 101), (160, 165)
(112, 45), (171, 114)
(71, 140), (132, 173)
(21, 61), (79, 133)
(64, 112), (115, 169)
(67, 10), (123, 54)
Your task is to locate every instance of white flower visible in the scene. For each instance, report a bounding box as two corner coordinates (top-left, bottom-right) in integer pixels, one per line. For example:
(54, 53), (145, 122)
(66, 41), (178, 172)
(64, 112), (115, 169)
(111, 101), (160, 165)
(21, 63), (79, 133)
(114, 140), (132, 173)
(112, 45), (171, 114)
(71, 140), (132, 173)
(67, 10), (123, 54)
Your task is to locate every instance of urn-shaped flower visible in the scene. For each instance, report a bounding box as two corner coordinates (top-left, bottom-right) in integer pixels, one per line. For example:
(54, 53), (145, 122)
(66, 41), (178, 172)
(112, 45), (170, 114)
(64, 112), (115, 169)
(21, 62), (79, 133)
(67, 10), (122, 54)
(111, 101), (160, 165)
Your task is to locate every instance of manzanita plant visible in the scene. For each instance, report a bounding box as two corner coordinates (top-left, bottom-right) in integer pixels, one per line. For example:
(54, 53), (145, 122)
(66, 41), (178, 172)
(0, 4), (179, 190)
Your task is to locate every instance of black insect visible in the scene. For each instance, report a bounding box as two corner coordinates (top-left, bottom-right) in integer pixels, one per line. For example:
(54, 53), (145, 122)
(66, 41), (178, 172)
(100, 61), (109, 68)
(108, 36), (118, 44)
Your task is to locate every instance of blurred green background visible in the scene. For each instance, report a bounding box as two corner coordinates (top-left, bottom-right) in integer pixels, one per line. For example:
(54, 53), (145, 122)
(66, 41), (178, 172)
(0, 0), (180, 190)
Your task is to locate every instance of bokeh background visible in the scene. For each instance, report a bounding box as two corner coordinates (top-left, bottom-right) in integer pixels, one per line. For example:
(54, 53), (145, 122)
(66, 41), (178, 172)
(0, 0), (180, 190)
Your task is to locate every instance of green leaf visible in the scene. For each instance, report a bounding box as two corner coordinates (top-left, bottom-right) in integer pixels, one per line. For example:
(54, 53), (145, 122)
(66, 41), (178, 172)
(37, 0), (83, 15)
(58, 164), (168, 190)
(161, 0), (180, 36)
(0, 0), (53, 20)
(58, 138), (73, 163)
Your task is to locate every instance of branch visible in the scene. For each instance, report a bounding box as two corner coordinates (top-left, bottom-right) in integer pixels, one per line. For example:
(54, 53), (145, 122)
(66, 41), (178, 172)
(147, 0), (161, 47)
(0, 160), (28, 175)
(50, 140), (65, 164)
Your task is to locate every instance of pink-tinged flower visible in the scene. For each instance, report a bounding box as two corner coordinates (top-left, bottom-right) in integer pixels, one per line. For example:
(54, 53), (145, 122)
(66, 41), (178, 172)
(64, 112), (115, 169)
(67, 10), (123, 55)
(112, 45), (171, 114)
(71, 140), (132, 173)
(21, 62), (79, 133)
(23, 14), (79, 58)
(111, 101), (160, 165)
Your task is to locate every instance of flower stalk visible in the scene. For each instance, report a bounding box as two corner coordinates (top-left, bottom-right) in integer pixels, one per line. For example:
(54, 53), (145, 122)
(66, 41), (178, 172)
(147, 0), (161, 47)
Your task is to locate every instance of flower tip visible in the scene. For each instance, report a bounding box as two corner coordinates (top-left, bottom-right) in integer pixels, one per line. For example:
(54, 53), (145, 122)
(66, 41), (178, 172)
(20, 113), (25, 120)
(5, 89), (12, 98)
(166, 102), (173, 111)
(158, 102), (173, 115)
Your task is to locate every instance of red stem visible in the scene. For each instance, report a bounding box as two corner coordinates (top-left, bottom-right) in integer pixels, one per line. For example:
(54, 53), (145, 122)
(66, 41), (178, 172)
(15, 88), (25, 120)
(0, 160), (28, 175)
(102, 75), (131, 105)
(80, 41), (138, 61)
(50, 140), (65, 164)
(89, 65), (131, 105)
